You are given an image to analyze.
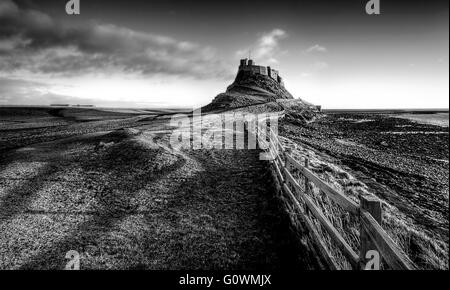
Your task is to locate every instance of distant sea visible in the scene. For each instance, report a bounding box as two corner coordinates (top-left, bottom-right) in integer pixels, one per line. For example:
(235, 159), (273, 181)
(323, 109), (449, 127)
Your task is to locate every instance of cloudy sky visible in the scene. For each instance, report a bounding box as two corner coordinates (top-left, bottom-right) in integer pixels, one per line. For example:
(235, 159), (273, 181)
(0, 0), (448, 109)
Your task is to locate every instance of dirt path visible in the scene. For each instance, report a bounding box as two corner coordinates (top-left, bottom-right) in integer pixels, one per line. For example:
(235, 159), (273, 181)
(0, 117), (311, 269)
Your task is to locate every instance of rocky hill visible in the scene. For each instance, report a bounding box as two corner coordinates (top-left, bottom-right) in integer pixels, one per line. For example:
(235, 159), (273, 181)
(202, 67), (320, 125)
(203, 71), (293, 111)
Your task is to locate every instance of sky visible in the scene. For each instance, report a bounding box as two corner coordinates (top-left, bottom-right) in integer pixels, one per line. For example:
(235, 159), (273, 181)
(0, 0), (448, 109)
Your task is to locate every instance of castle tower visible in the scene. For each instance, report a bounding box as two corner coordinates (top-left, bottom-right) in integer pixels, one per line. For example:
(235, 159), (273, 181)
(238, 59), (280, 78)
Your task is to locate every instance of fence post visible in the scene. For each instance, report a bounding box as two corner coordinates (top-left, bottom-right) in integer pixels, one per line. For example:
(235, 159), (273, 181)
(359, 195), (382, 270)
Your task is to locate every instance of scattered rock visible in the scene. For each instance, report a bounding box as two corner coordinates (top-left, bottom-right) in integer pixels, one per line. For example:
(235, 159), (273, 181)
(98, 141), (115, 149)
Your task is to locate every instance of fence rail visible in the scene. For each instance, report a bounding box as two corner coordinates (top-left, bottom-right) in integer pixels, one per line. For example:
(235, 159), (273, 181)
(259, 120), (415, 270)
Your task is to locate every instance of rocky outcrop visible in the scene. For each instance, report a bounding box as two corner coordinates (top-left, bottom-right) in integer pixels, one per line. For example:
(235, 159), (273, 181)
(204, 71), (299, 111)
(202, 63), (321, 124)
(229, 70), (294, 99)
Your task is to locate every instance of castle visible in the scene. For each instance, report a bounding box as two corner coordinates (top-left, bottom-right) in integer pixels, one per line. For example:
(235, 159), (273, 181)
(238, 59), (284, 87)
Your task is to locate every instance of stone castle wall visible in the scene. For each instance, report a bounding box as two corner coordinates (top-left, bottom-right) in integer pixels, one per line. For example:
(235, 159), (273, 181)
(240, 64), (268, 75)
(239, 59), (282, 86)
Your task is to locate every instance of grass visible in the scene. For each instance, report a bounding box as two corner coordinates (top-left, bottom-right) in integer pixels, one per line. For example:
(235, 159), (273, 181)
(2, 106), (446, 270)
(0, 108), (309, 269)
(279, 114), (449, 270)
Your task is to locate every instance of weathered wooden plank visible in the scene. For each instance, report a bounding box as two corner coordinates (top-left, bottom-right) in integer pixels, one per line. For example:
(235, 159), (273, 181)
(285, 154), (359, 214)
(268, 144), (284, 166)
(304, 158), (312, 217)
(302, 215), (339, 270)
(282, 183), (339, 270)
(284, 165), (299, 188)
(276, 136), (286, 154)
(302, 193), (359, 268)
(269, 128), (285, 153)
(267, 147), (276, 160)
(272, 156), (285, 184)
(268, 137), (277, 152)
(275, 151), (285, 168)
(266, 140), (284, 166)
(284, 168), (359, 268)
(361, 211), (416, 270)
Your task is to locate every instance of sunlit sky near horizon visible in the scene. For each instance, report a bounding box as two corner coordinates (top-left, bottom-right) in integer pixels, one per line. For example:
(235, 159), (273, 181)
(0, 0), (448, 109)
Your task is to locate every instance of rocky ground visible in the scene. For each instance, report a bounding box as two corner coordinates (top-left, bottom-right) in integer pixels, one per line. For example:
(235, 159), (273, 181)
(0, 107), (313, 270)
(2, 106), (446, 270)
(280, 111), (449, 269)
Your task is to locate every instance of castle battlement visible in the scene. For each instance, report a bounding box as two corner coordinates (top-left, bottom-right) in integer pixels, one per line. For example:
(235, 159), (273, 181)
(238, 59), (284, 87)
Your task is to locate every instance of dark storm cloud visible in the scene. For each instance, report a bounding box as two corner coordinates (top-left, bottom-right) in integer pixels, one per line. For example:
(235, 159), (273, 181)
(0, 0), (232, 79)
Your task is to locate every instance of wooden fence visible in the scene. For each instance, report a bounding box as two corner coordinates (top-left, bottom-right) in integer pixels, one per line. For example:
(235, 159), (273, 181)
(258, 123), (415, 270)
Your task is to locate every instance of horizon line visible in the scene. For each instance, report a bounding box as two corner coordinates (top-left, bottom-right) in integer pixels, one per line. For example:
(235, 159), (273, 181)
(0, 104), (449, 112)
